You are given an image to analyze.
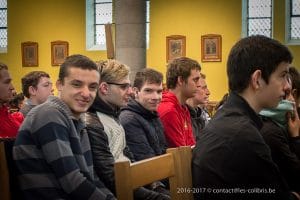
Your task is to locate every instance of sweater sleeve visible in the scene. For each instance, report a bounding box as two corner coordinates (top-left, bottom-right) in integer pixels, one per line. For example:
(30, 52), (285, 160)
(31, 110), (114, 200)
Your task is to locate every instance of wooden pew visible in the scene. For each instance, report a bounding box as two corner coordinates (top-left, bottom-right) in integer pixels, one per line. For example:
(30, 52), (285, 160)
(114, 146), (193, 200)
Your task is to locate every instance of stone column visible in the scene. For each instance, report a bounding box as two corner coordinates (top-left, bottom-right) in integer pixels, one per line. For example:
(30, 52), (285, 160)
(115, 0), (146, 82)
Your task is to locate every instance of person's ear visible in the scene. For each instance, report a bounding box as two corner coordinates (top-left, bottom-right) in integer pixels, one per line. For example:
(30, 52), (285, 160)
(28, 86), (36, 96)
(177, 76), (184, 86)
(133, 87), (139, 94)
(133, 87), (139, 98)
(99, 82), (109, 95)
(251, 69), (262, 90)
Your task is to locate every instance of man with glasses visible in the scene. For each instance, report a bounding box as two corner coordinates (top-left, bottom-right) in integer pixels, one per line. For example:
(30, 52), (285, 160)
(186, 73), (211, 141)
(158, 57), (201, 147)
(20, 71), (54, 116)
(85, 60), (170, 199)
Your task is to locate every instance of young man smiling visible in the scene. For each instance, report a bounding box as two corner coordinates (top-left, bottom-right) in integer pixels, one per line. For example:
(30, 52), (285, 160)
(119, 68), (167, 161)
(85, 61), (170, 199)
(13, 54), (114, 200)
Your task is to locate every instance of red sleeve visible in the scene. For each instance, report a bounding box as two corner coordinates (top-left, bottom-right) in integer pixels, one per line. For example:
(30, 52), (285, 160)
(0, 111), (24, 138)
(11, 112), (24, 125)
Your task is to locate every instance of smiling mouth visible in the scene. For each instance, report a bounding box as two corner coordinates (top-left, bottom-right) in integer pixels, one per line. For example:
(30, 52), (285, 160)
(77, 99), (90, 106)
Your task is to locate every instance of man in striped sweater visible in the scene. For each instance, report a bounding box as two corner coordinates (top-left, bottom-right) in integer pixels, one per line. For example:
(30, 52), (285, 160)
(13, 54), (115, 200)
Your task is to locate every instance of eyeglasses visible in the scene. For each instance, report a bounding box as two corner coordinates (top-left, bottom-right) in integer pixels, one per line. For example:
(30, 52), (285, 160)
(106, 82), (132, 90)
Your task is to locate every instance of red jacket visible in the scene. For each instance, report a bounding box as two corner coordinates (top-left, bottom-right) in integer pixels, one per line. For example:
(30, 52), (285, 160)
(0, 105), (24, 138)
(157, 91), (195, 147)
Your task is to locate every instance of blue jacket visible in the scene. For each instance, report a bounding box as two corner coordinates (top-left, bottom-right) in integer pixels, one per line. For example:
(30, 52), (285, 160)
(119, 99), (167, 161)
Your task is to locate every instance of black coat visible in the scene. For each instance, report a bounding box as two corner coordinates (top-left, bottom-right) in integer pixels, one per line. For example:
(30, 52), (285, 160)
(187, 105), (205, 141)
(85, 96), (170, 200)
(119, 99), (167, 161)
(192, 93), (294, 200)
(260, 117), (300, 192)
(85, 95), (134, 194)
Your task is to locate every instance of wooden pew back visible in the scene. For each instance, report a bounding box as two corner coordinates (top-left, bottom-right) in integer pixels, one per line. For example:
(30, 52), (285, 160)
(114, 146), (193, 200)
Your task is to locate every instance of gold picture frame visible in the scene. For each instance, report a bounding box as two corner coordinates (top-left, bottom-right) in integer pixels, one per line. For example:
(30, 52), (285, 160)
(201, 34), (222, 62)
(21, 42), (38, 67)
(51, 41), (69, 66)
(166, 35), (186, 62)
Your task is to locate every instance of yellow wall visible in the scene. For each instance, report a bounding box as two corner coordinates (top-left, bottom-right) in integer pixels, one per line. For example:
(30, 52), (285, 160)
(0, 0), (108, 95)
(0, 0), (299, 101)
(148, 0), (242, 101)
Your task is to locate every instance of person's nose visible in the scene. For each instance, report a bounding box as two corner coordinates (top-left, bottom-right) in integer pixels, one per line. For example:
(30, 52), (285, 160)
(127, 86), (133, 95)
(284, 78), (292, 92)
(153, 91), (162, 101)
(9, 83), (15, 91)
(207, 88), (210, 96)
(81, 86), (91, 98)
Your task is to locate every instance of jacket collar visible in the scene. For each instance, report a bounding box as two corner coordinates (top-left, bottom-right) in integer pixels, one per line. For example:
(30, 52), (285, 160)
(88, 95), (120, 117)
(121, 99), (158, 119)
(225, 92), (263, 129)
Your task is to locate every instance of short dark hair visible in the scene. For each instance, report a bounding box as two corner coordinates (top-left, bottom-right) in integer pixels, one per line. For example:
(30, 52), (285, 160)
(289, 66), (300, 99)
(227, 35), (293, 93)
(21, 71), (50, 98)
(9, 93), (24, 110)
(133, 68), (163, 90)
(166, 57), (201, 89)
(58, 54), (98, 83)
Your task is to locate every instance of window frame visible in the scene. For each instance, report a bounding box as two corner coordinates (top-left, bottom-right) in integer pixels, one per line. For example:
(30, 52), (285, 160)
(242, 0), (273, 38)
(285, 0), (300, 45)
(86, 0), (150, 51)
(0, 0), (7, 53)
(86, 0), (112, 51)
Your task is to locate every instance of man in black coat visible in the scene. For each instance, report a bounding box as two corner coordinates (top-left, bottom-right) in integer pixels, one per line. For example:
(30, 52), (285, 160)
(192, 35), (300, 200)
(119, 68), (167, 161)
(85, 61), (169, 199)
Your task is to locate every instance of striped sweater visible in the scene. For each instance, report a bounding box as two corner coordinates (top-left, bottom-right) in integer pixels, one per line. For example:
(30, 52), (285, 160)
(13, 96), (115, 200)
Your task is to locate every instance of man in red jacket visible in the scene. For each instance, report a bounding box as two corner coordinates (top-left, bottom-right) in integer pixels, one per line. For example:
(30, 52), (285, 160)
(0, 62), (24, 138)
(157, 57), (201, 147)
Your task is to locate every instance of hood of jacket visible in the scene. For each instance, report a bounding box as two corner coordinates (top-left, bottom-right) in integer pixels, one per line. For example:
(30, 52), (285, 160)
(158, 91), (188, 116)
(160, 91), (179, 104)
(121, 99), (159, 120)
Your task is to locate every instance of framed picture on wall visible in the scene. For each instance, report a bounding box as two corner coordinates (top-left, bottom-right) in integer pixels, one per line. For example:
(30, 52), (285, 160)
(166, 35), (186, 62)
(21, 42), (38, 67)
(51, 41), (69, 66)
(201, 34), (222, 62)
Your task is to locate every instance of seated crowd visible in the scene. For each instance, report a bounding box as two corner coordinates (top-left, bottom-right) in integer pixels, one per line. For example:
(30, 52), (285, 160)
(0, 35), (300, 200)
